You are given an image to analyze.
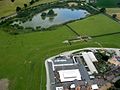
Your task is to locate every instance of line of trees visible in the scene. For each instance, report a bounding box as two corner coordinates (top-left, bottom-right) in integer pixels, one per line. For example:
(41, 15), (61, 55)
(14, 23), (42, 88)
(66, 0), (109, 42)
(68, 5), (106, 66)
(29, 0), (39, 5)
(15, 0), (40, 12)
(16, 4), (27, 12)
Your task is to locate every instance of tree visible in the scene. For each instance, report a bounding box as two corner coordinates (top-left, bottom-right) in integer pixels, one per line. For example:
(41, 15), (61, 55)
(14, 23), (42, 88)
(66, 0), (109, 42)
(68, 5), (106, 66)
(117, 3), (120, 7)
(100, 8), (106, 13)
(47, 9), (55, 16)
(16, 6), (21, 12)
(41, 12), (47, 17)
(24, 4), (27, 8)
(35, 0), (39, 2)
(41, 12), (47, 20)
(112, 14), (117, 18)
(11, 0), (15, 2)
(29, 0), (34, 5)
(114, 79), (120, 88)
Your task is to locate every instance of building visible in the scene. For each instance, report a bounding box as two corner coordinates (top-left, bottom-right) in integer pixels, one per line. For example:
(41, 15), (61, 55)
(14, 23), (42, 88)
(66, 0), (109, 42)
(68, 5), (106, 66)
(82, 52), (98, 74)
(58, 69), (81, 82)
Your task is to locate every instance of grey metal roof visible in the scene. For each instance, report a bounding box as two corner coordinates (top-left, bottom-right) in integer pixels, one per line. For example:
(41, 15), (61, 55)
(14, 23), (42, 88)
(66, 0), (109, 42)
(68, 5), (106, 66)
(75, 56), (90, 82)
(52, 56), (74, 65)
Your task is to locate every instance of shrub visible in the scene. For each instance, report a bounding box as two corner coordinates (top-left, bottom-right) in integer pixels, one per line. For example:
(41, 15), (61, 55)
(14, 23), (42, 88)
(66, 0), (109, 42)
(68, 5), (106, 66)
(114, 79), (120, 88)
(16, 6), (21, 12)
(29, 0), (34, 5)
(11, 0), (15, 2)
(100, 8), (106, 13)
(112, 14), (117, 18)
(47, 9), (55, 15)
(41, 12), (47, 17)
(24, 4), (27, 8)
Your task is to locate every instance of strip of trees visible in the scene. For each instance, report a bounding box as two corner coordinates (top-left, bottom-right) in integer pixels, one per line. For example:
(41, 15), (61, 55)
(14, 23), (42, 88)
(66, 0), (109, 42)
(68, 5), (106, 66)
(15, 0), (40, 13)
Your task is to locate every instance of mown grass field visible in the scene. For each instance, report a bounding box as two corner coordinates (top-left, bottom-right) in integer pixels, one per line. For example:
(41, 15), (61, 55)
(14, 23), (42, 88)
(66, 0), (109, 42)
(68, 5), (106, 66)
(0, 14), (120, 90)
(68, 14), (120, 36)
(0, 0), (56, 17)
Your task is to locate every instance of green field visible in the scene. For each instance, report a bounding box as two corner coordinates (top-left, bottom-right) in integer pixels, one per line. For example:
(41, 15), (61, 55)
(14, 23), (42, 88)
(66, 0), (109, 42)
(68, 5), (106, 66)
(0, 0), (56, 17)
(0, 14), (120, 90)
(68, 14), (120, 35)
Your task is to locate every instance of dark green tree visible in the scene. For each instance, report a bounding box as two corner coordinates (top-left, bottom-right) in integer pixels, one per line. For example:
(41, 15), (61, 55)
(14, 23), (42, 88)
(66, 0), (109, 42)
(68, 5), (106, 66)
(16, 6), (21, 12)
(100, 8), (106, 13)
(114, 79), (120, 88)
(11, 0), (15, 2)
(41, 12), (47, 17)
(47, 9), (55, 16)
(112, 14), (117, 18)
(24, 4), (27, 8)
(29, 0), (34, 5)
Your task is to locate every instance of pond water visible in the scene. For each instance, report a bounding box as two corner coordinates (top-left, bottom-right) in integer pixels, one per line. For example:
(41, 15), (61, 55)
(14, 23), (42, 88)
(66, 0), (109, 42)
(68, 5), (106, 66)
(12, 8), (89, 29)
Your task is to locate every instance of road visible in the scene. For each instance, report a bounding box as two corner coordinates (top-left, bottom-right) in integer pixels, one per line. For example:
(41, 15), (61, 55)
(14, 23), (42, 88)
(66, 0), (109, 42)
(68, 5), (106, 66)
(45, 59), (51, 90)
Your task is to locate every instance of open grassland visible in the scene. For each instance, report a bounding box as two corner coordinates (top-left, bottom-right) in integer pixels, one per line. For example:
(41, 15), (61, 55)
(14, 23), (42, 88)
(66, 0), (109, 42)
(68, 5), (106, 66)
(0, 26), (77, 90)
(68, 14), (120, 36)
(0, 14), (120, 90)
(106, 8), (120, 20)
(0, 0), (56, 17)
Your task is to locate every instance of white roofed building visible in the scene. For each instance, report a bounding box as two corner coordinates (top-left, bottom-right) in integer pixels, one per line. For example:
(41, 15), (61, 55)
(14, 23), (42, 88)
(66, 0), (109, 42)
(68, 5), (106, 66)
(82, 52), (98, 74)
(91, 84), (99, 90)
(56, 87), (63, 90)
(58, 69), (81, 82)
(87, 52), (98, 62)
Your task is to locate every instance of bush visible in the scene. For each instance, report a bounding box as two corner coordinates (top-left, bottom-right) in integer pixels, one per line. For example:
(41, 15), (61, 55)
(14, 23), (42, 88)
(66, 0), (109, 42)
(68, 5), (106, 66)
(41, 12), (47, 17)
(24, 4), (27, 8)
(114, 79), (120, 88)
(11, 0), (15, 2)
(100, 8), (106, 13)
(35, 0), (39, 2)
(112, 14), (117, 18)
(16, 6), (21, 12)
(47, 9), (55, 15)
(117, 3), (120, 7)
(29, 0), (34, 5)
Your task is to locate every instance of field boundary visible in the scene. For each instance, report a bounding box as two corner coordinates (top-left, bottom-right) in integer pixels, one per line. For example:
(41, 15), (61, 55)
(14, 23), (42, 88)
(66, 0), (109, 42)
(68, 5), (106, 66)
(103, 13), (120, 24)
(91, 31), (120, 38)
(65, 24), (80, 36)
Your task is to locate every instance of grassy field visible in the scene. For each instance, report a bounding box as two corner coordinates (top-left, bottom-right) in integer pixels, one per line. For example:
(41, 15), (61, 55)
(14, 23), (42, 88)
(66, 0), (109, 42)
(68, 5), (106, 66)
(68, 14), (120, 36)
(0, 26), (77, 90)
(0, 0), (56, 17)
(106, 8), (120, 20)
(0, 14), (120, 90)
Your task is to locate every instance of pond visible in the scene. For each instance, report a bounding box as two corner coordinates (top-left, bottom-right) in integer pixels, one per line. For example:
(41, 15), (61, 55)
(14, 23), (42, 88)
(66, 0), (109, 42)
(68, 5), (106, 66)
(12, 8), (90, 29)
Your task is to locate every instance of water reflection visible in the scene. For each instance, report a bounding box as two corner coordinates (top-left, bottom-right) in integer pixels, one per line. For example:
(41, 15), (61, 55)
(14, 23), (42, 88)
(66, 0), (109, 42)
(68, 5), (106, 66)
(12, 8), (89, 29)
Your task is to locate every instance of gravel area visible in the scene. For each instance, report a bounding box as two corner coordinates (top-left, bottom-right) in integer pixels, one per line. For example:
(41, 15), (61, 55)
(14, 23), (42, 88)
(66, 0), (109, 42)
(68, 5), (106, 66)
(0, 79), (9, 90)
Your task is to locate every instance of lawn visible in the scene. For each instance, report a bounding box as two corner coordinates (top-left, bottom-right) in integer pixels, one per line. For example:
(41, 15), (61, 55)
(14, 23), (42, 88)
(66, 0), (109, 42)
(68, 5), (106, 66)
(0, 14), (120, 90)
(0, 0), (56, 18)
(0, 26), (78, 90)
(68, 14), (120, 36)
